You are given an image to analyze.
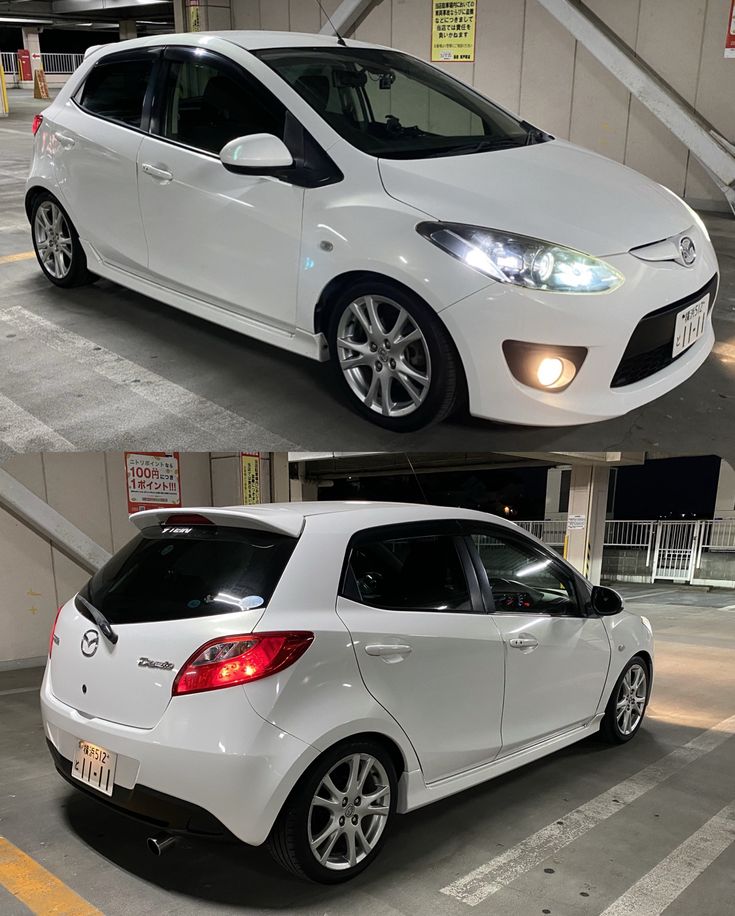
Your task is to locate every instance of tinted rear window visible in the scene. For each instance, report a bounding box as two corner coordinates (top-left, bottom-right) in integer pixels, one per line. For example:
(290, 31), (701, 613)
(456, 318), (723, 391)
(79, 57), (153, 128)
(78, 525), (297, 624)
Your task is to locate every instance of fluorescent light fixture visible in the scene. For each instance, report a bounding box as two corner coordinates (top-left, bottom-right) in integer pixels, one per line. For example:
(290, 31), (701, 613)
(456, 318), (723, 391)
(0, 16), (54, 24)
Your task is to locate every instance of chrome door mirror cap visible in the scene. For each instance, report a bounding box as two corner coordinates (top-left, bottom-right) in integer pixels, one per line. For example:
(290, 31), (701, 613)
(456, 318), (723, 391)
(219, 133), (294, 173)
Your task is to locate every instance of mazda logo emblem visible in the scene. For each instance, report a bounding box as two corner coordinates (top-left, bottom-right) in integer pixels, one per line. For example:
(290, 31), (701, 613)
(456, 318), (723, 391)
(81, 629), (99, 657)
(679, 236), (696, 266)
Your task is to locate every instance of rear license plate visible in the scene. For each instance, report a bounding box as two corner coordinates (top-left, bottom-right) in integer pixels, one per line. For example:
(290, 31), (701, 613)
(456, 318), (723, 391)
(71, 740), (117, 796)
(673, 294), (709, 357)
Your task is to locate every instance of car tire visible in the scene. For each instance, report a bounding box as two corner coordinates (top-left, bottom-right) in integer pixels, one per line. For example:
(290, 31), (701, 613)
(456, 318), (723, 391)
(599, 655), (650, 744)
(267, 738), (398, 883)
(31, 192), (96, 288)
(327, 280), (463, 431)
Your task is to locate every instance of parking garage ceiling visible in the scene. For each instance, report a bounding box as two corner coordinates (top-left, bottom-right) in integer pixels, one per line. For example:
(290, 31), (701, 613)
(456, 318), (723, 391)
(0, 0), (173, 30)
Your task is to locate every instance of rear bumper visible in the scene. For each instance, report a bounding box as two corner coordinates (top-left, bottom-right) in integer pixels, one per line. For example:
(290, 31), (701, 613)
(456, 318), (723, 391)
(41, 667), (319, 846)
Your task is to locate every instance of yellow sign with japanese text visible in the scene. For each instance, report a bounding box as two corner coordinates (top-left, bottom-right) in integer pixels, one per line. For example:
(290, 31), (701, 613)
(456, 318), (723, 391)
(241, 452), (261, 505)
(431, 0), (477, 62)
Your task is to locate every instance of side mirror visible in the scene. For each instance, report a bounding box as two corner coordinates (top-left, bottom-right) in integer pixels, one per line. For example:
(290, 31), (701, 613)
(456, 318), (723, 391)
(590, 585), (624, 616)
(219, 133), (293, 174)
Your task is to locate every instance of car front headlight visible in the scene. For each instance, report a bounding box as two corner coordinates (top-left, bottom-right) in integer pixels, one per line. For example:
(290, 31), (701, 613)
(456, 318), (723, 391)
(416, 222), (624, 293)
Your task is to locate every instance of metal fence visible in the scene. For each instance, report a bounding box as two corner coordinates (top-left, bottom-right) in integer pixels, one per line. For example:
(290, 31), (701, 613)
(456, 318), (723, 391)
(0, 51), (83, 78)
(516, 518), (735, 586)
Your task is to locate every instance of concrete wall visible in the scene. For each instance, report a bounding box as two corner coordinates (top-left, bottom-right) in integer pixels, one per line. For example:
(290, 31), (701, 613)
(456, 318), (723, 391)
(0, 452), (214, 667)
(230, 0), (735, 210)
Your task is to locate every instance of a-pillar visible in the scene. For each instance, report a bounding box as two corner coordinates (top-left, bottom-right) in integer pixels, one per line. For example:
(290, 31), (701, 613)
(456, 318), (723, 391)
(564, 464), (609, 585)
(715, 459), (735, 519)
(119, 20), (137, 41)
(22, 27), (42, 77)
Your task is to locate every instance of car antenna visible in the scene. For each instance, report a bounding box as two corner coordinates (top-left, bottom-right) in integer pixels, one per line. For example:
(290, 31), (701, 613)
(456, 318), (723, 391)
(315, 0), (348, 46)
(404, 454), (429, 505)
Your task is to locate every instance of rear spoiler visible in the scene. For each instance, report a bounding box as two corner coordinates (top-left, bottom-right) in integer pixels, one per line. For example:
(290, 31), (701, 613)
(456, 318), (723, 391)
(130, 507), (305, 538)
(83, 45), (103, 60)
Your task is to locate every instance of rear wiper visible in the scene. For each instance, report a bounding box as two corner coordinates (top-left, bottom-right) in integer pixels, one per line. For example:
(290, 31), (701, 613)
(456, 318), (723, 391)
(77, 594), (119, 646)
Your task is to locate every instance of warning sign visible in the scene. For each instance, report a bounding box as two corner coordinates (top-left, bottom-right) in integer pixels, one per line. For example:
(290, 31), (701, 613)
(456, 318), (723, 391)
(431, 0), (477, 62)
(241, 453), (261, 505)
(125, 452), (181, 514)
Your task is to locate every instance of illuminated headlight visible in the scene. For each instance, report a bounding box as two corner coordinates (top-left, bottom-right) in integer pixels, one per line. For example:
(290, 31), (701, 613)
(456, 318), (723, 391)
(416, 222), (624, 293)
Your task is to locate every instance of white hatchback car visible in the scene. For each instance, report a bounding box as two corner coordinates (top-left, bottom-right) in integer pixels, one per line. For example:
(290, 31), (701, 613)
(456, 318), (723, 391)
(42, 501), (653, 883)
(26, 31), (718, 431)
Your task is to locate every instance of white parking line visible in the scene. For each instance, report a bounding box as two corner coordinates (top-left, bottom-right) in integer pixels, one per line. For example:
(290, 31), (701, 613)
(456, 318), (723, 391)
(622, 589), (680, 601)
(440, 713), (735, 906)
(0, 392), (74, 451)
(599, 801), (735, 916)
(0, 305), (297, 448)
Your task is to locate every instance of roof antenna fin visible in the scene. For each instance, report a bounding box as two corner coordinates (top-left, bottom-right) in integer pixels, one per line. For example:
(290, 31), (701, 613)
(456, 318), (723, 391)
(315, 0), (348, 46)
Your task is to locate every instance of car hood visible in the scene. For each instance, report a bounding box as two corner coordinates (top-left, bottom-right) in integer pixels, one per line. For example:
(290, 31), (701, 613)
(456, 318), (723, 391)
(378, 140), (691, 257)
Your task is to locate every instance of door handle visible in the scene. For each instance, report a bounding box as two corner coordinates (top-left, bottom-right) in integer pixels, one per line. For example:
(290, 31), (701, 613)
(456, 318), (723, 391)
(141, 163), (174, 182)
(365, 644), (412, 658)
(509, 636), (539, 650)
(54, 131), (76, 149)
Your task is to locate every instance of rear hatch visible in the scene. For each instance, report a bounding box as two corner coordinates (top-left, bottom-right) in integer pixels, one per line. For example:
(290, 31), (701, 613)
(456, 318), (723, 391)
(49, 509), (301, 728)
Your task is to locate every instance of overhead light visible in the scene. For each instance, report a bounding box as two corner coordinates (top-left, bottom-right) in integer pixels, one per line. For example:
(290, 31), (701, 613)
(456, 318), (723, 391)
(0, 17), (54, 24)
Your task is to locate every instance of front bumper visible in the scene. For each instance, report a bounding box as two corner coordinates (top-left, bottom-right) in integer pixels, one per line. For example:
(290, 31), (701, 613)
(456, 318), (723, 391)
(40, 666), (319, 846)
(441, 234), (718, 426)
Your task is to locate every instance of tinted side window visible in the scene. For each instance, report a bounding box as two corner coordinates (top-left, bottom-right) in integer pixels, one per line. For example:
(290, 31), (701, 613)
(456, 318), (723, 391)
(345, 534), (471, 612)
(158, 56), (285, 154)
(469, 530), (579, 615)
(79, 525), (297, 624)
(80, 58), (153, 128)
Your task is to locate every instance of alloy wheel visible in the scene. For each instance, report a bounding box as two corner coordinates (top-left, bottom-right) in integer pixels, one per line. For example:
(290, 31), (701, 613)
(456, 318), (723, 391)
(616, 663), (647, 736)
(308, 752), (391, 871)
(34, 201), (73, 279)
(336, 295), (432, 417)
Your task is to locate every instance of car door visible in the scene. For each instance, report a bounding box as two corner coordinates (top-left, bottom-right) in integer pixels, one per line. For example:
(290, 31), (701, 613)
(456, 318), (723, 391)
(59, 48), (158, 270)
(336, 521), (505, 784)
(464, 524), (611, 756)
(136, 46), (304, 332)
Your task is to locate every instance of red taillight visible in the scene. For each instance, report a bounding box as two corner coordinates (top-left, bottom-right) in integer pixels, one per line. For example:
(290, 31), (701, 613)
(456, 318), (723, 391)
(48, 605), (63, 657)
(172, 631), (314, 696)
(32, 114), (43, 136)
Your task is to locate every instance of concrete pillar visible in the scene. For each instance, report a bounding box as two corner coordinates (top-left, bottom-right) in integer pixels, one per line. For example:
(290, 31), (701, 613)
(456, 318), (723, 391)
(715, 460), (735, 519)
(544, 467), (566, 520)
(22, 27), (42, 75)
(564, 464), (610, 585)
(180, 0), (233, 32)
(290, 461), (319, 502)
(209, 452), (291, 505)
(119, 20), (137, 41)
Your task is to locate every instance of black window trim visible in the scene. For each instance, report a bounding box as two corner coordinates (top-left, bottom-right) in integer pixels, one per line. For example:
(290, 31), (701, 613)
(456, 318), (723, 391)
(460, 521), (592, 618)
(339, 519), (486, 615)
(73, 46), (163, 136)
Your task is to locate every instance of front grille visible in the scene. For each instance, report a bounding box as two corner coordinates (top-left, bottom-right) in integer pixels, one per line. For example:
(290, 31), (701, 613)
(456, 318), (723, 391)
(611, 275), (717, 388)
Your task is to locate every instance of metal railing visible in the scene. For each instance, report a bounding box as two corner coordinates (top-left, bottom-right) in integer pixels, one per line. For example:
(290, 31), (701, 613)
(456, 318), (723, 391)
(515, 517), (735, 585)
(0, 52), (84, 78)
(1, 52), (17, 76)
(40, 52), (84, 74)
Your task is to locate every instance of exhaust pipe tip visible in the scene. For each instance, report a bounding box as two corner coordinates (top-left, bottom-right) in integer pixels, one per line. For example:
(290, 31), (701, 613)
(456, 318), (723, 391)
(147, 832), (178, 856)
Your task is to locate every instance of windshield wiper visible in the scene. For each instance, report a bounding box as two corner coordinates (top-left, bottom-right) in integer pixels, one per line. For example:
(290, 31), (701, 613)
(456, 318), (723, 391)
(420, 137), (524, 158)
(77, 594), (119, 645)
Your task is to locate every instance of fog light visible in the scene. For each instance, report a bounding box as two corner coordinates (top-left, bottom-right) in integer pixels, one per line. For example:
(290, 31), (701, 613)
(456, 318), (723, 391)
(502, 341), (588, 393)
(537, 357), (564, 387)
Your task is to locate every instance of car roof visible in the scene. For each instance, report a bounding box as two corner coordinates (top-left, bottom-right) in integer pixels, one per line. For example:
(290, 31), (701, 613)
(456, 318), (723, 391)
(98, 30), (391, 56)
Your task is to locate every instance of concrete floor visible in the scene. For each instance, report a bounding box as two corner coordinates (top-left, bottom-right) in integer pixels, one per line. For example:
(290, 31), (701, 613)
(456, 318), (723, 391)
(2, 90), (735, 456)
(1, 585), (734, 915)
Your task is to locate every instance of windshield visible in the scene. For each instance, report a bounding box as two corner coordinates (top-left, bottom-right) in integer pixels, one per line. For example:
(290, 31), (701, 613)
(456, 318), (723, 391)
(78, 525), (297, 624)
(256, 47), (545, 159)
